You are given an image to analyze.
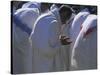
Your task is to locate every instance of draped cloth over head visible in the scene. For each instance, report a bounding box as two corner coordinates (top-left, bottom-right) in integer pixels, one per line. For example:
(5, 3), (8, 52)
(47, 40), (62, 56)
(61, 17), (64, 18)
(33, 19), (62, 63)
(50, 4), (58, 11)
(15, 8), (39, 29)
(30, 11), (63, 72)
(50, 4), (62, 31)
(71, 14), (97, 70)
(22, 2), (41, 10)
(69, 8), (90, 51)
(70, 8), (90, 43)
(12, 7), (39, 74)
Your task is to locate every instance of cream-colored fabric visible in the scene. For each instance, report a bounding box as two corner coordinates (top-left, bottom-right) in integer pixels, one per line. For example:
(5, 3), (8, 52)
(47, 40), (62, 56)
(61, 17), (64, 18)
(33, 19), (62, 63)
(71, 14), (97, 70)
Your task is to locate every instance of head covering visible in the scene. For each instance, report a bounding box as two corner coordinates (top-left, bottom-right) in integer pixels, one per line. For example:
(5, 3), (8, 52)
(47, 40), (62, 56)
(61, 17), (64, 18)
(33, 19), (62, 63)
(22, 2), (41, 10)
(50, 4), (61, 25)
(59, 5), (75, 13)
(71, 14), (97, 70)
(14, 8), (39, 35)
(50, 4), (58, 11)
(82, 14), (97, 38)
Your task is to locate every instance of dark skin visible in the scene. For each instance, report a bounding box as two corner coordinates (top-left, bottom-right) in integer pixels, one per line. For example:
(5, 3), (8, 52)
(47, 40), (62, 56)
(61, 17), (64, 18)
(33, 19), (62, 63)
(59, 35), (72, 45)
(59, 6), (73, 45)
(40, 3), (52, 13)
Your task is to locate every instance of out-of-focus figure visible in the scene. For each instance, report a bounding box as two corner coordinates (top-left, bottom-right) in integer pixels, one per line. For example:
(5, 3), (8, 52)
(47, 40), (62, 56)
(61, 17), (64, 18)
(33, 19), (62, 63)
(71, 14), (97, 70)
(70, 8), (90, 53)
(58, 5), (74, 71)
(12, 2), (40, 74)
(30, 3), (63, 72)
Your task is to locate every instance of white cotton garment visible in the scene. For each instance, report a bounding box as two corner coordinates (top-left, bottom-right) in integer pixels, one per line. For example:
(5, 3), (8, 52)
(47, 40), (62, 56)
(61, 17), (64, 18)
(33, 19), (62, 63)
(50, 4), (58, 11)
(60, 13), (75, 71)
(12, 7), (39, 74)
(70, 8), (90, 51)
(30, 11), (64, 72)
(15, 8), (39, 29)
(70, 14), (97, 70)
(50, 7), (67, 71)
(50, 4), (62, 29)
(50, 4), (62, 39)
(22, 1), (41, 10)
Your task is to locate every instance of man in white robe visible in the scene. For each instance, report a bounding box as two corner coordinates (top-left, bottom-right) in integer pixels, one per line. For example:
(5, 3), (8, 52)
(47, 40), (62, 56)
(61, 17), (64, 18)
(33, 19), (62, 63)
(30, 8), (64, 72)
(66, 8), (90, 70)
(69, 8), (90, 51)
(50, 4), (66, 71)
(59, 5), (75, 71)
(22, 1), (41, 13)
(60, 13), (75, 71)
(12, 4), (40, 73)
(71, 14), (97, 70)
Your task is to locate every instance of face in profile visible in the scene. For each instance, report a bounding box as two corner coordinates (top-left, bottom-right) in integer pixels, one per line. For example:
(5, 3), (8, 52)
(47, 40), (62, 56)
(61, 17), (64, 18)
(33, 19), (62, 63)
(59, 6), (72, 24)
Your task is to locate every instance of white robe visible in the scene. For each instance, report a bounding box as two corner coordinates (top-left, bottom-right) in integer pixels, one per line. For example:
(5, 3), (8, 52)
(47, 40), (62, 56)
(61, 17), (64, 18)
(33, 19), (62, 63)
(15, 8), (39, 29)
(50, 7), (66, 71)
(30, 11), (63, 72)
(60, 13), (76, 71)
(50, 5), (62, 27)
(71, 14), (97, 70)
(22, 2), (41, 10)
(70, 8), (90, 51)
(50, 4), (58, 11)
(12, 8), (39, 74)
